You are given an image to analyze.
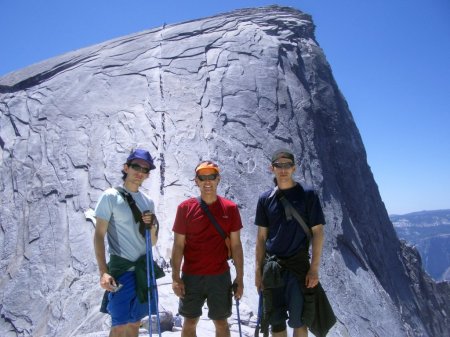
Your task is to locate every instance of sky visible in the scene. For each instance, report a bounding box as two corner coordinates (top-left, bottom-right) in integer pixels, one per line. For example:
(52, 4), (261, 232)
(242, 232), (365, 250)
(1, 0), (449, 215)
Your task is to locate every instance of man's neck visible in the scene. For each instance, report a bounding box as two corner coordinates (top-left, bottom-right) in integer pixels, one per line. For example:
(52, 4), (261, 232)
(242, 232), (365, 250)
(201, 194), (218, 205)
(124, 181), (140, 193)
(277, 179), (296, 190)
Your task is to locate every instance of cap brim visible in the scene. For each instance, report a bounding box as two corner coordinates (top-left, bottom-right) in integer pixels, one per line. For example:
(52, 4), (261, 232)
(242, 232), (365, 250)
(196, 167), (219, 174)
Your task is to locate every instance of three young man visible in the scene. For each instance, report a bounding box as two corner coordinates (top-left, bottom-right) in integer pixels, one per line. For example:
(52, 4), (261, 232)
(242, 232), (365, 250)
(94, 149), (329, 337)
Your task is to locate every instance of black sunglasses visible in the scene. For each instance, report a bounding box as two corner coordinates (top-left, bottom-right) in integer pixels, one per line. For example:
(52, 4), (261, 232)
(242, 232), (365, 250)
(197, 174), (219, 181)
(273, 162), (295, 169)
(129, 163), (151, 174)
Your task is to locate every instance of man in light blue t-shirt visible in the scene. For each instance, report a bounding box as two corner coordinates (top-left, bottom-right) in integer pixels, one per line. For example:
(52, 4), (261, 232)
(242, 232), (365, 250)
(94, 149), (158, 337)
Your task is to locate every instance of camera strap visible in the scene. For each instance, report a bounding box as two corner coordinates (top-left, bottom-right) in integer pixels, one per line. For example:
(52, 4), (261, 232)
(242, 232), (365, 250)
(272, 186), (312, 245)
(197, 197), (232, 259)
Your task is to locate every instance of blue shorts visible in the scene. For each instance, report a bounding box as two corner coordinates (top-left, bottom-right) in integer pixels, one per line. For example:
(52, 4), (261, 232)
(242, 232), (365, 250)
(270, 270), (304, 329)
(107, 271), (156, 326)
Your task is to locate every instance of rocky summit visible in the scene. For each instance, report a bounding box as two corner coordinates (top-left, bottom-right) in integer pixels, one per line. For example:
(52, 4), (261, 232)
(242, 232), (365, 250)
(0, 5), (449, 337)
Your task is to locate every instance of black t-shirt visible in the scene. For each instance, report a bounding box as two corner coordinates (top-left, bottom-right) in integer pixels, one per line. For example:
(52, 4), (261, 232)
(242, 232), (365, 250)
(255, 183), (325, 257)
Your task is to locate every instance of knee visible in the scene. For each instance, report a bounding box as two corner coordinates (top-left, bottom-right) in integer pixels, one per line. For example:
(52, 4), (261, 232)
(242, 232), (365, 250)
(182, 317), (199, 330)
(110, 324), (127, 335)
(213, 319), (229, 332)
(182, 318), (199, 337)
(294, 325), (308, 337)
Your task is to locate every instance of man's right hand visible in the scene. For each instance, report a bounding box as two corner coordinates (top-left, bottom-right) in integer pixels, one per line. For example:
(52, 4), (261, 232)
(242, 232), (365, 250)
(100, 272), (117, 292)
(172, 278), (185, 298)
(142, 211), (157, 229)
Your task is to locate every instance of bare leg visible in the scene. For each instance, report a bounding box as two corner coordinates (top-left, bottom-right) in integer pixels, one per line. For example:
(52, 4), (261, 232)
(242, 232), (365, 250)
(109, 321), (141, 337)
(182, 317), (200, 337)
(213, 319), (230, 337)
(293, 326), (308, 337)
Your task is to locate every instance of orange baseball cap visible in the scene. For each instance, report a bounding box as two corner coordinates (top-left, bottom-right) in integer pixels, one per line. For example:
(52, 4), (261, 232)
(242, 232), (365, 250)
(195, 161), (220, 174)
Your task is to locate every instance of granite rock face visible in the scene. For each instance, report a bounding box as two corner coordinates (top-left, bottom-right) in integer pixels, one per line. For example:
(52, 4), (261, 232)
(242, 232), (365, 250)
(0, 5), (448, 337)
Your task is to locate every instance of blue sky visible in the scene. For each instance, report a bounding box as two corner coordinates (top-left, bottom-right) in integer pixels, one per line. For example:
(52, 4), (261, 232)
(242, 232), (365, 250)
(1, 0), (449, 214)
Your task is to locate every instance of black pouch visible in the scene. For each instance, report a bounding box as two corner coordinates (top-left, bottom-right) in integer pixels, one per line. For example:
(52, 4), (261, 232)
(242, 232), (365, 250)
(153, 260), (165, 279)
(99, 291), (110, 313)
(262, 256), (284, 289)
(301, 286), (317, 326)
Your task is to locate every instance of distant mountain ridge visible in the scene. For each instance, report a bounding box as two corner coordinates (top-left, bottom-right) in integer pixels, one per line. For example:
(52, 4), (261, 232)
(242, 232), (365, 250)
(391, 209), (450, 281)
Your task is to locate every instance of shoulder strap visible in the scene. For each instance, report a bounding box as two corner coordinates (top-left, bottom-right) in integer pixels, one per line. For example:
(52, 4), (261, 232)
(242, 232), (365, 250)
(115, 187), (146, 237)
(273, 187), (312, 243)
(196, 197), (226, 239)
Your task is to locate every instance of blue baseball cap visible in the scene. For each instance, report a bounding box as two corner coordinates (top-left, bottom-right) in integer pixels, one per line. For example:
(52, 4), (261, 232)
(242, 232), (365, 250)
(126, 149), (156, 170)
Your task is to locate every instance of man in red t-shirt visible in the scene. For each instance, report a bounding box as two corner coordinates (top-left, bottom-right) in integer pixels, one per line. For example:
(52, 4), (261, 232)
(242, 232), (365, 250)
(171, 160), (244, 337)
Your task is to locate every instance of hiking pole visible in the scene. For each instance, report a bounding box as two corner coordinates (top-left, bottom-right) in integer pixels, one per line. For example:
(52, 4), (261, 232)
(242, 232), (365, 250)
(144, 211), (162, 337)
(255, 291), (263, 337)
(233, 283), (243, 337)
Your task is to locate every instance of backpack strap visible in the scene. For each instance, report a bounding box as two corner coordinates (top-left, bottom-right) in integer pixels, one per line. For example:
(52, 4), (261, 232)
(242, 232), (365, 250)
(272, 186), (312, 244)
(115, 186), (158, 237)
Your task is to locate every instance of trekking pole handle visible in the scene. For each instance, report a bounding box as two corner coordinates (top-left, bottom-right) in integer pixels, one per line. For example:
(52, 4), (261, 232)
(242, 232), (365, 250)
(143, 210), (160, 235)
(142, 210), (154, 228)
(142, 210), (152, 220)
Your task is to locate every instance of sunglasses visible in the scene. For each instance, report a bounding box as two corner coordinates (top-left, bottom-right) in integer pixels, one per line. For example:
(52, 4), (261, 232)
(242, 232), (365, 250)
(273, 162), (295, 169)
(129, 163), (151, 174)
(197, 174), (219, 181)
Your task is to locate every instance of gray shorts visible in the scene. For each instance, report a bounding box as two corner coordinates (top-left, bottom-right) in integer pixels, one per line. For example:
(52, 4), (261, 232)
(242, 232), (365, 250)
(179, 270), (232, 320)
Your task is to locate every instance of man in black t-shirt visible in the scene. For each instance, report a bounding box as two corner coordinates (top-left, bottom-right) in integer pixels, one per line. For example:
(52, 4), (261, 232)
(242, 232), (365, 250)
(254, 148), (326, 337)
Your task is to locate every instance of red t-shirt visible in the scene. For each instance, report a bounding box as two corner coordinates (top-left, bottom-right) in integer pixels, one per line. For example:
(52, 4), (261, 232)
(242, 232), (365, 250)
(172, 196), (243, 275)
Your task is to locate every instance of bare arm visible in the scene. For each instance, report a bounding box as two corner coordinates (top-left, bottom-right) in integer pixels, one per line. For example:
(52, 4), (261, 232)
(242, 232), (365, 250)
(230, 230), (244, 299)
(306, 224), (324, 288)
(171, 233), (186, 298)
(94, 218), (116, 291)
(255, 226), (268, 291)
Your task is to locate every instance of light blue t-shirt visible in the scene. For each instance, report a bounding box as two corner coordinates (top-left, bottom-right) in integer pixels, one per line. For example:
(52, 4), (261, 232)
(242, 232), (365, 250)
(95, 187), (155, 262)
